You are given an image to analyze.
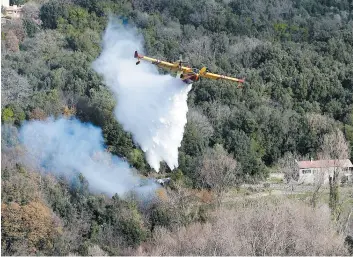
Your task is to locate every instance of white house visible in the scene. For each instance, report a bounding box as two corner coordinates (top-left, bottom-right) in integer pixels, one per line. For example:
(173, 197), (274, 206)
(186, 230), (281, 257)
(297, 159), (353, 184)
(1, 0), (23, 23)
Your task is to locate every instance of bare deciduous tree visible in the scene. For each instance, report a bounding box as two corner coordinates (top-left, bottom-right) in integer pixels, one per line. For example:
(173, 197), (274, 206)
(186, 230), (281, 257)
(6, 20), (26, 42)
(197, 144), (240, 203)
(320, 129), (350, 161)
(21, 2), (40, 20)
(310, 168), (325, 208)
(206, 100), (232, 126)
(187, 108), (214, 140)
(306, 112), (336, 134)
(278, 151), (300, 183)
(5, 30), (19, 52)
(28, 108), (47, 120)
(318, 129), (350, 220)
(87, 245), (108, 256)
(1, 68), (32, 108)
(181, 35), (212, 67)
(141, 198), (348, 256)
(267, 0), (293, 20)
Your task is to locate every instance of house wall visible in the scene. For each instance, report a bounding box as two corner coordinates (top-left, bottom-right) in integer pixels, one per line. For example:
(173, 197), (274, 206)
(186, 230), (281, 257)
(1, 0), (10, 8)
(4, 5), (23, 19)
(298, 168), (315, 184)
(298, 167), (343, 184)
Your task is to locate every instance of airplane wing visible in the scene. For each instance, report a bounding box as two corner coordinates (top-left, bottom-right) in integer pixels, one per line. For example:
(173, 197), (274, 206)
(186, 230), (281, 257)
(199, 67), (245, 87)
(134, 51), (177, 71)
(134, 51), (193, 73)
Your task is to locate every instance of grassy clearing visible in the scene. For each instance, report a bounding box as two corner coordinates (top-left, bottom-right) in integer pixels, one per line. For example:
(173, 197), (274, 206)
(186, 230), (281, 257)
(266, 176), (284, 184)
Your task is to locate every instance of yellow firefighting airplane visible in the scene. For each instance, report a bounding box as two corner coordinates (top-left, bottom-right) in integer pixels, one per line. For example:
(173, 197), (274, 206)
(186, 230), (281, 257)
(134, 51), (245, 87)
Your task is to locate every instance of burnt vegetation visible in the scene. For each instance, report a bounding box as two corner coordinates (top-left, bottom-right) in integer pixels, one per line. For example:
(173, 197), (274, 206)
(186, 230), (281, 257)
(1, 0), (353, 255)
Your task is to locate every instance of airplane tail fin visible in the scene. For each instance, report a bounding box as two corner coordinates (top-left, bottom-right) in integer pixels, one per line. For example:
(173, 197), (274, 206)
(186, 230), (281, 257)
(200, 67), (207, 75)
(237, 77), (245, 88)
(134, 50), (141, 65)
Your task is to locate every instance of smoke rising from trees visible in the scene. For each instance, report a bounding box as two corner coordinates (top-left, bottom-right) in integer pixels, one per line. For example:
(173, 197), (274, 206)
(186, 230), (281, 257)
(19, 118), (159, 197)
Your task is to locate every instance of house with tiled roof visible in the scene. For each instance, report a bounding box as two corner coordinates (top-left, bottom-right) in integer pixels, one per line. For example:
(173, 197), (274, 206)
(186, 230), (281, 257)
(296, 159), (353, 184)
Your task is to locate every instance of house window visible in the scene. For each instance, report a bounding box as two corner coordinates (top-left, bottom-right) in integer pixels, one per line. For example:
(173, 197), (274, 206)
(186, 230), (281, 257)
(302, 169), (311, 174)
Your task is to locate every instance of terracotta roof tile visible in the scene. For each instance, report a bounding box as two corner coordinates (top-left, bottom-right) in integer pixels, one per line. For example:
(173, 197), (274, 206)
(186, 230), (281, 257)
(297, 159), (353, 169)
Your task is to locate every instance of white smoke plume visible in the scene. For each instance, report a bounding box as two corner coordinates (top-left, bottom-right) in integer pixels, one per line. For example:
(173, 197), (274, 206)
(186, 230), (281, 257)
(19, 117), (159, 197)
(93, 19), (192, 172)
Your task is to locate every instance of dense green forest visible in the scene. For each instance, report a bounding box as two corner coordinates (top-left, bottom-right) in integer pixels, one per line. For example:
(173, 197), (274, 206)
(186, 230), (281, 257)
(1, 0), (353, 255)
